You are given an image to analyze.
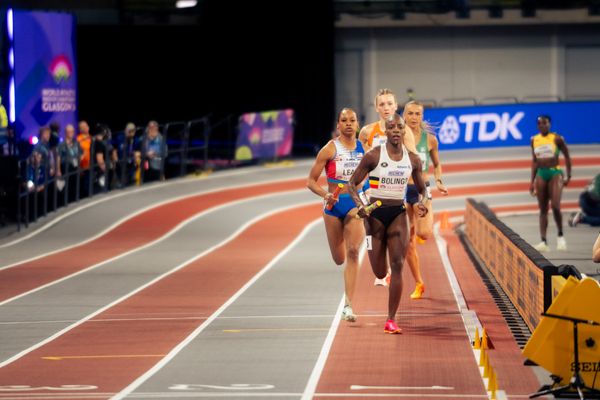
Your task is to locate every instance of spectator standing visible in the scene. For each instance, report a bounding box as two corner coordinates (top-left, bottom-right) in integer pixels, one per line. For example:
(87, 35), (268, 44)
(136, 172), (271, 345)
(57, 124), (82, 202)
(141, 120), (167, 182)
(77, 121), (92, 197)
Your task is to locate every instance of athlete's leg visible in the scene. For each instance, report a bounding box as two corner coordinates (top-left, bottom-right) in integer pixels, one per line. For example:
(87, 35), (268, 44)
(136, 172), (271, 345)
(385, 211), (410, 321)
(323, 214), (345, 265)
(534, 175), (550, 242)
(548, 173), (564, 234)
(405, 204), (424, 286)
(415, 198), (433, 240)
(342, 212), (365, 305)
(365, 217), (387, 279)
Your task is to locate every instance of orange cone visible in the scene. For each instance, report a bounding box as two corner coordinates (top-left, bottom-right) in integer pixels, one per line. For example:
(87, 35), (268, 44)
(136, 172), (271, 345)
(440, 211), (450, 230)
(479, 348), (487, 367)
(473, 327), (481, 349)
(488, 368), (497, 394)
(481, 328), (489, 350)
(483, 357), (491, 378)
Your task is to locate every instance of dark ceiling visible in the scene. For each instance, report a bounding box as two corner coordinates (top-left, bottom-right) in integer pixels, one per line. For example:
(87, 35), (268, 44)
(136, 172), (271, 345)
(4, 0), (600, 24)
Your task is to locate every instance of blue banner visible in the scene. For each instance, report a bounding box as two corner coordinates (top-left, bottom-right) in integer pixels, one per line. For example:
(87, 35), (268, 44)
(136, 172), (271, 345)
(424, 101), (600, 150)
(0, 10), (7, 139)
(12, 10), (77, 140)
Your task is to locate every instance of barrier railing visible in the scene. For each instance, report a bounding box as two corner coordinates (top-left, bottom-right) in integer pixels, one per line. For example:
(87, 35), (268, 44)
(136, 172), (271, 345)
(10, 113), (231, 232)
(463, 198), (581, 331)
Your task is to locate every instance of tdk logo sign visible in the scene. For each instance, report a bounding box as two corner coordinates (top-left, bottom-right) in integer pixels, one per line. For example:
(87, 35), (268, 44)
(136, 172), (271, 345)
(438, 112), (524, 144)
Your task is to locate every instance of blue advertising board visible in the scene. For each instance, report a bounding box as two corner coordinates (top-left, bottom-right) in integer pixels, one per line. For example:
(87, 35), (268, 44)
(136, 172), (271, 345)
(11, 10), (77, 140)
(424, 102), (600, 150)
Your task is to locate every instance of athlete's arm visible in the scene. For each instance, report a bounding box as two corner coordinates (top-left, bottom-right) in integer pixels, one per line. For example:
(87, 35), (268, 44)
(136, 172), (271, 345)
(358, 125), (371, 152)
(409, 152), (428, 217)
(555, 135), (572, 186)
(307, 141), (336, 206)
(429, 134), (448, 195)
(529, 138), (537, 196)
(403, 125), (417, 154)
(348, 148), (378, 217)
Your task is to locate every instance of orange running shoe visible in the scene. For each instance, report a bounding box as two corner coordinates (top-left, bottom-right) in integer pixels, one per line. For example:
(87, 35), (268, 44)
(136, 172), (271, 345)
(384, 319), (402, 334)
(410, 282), (425, 299)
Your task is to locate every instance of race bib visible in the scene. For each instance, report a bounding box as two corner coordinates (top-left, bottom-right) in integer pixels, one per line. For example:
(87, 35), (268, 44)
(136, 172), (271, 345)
(534, 144), (554, 159)
(365, 235), (372, 250)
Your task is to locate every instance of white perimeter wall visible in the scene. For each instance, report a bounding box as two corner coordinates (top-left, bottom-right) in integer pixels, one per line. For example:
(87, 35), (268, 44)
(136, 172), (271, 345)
(335, 24), (600, 124)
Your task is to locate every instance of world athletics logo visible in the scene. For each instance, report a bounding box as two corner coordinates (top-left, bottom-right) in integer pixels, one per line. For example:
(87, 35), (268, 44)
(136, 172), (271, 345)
(49, 55), (73, 84)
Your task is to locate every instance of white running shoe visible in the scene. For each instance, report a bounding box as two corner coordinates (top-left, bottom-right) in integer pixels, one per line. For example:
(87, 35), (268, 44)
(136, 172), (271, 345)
(534, 241), (550, 252)
(342, 305), (357, 322)
(557, 236), (567, 251)
(374, 277), (388, 286)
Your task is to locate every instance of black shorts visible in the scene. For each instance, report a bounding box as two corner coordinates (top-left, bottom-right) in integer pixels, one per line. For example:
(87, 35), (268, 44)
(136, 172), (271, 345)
(369, 204), (406, 229)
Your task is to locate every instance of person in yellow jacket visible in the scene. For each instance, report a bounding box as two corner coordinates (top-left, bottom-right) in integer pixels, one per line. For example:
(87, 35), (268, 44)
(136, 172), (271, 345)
(530, 115), (572, 252)
(0, 96), (8, 130)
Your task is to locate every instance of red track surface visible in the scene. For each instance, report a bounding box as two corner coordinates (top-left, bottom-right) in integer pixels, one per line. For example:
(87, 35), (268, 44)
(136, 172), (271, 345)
(439, 178), (586, 198)
(2, 156), (593, 398)
(0, 204), (321, 396)
(441, 156), (600, 173)
(442, 229), (542, 397)
(315, 239), (489, 399)
(0, 178), (309, 303)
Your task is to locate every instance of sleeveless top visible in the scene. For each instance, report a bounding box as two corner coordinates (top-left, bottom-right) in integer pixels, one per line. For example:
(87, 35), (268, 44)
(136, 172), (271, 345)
(532, 133), (559, 160)
(368, 144), (412, 200)
(325, 139), (365, 184)
(367, 122), (387, 148)
(415, 130), (430, 172)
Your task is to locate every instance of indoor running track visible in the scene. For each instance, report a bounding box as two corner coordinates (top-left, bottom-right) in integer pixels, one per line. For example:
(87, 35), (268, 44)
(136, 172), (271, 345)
(1, 146), (597, 400)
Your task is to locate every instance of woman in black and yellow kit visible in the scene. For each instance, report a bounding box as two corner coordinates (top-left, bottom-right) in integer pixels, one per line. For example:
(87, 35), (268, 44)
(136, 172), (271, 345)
(530, 115), (572, 252)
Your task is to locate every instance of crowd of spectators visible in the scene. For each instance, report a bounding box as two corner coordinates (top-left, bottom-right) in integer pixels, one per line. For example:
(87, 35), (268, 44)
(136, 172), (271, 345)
(0, 120), (168, 226)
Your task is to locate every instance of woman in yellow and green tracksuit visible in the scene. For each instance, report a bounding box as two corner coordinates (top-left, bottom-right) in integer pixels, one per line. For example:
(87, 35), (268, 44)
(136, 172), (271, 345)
(529, 115), (572, 252)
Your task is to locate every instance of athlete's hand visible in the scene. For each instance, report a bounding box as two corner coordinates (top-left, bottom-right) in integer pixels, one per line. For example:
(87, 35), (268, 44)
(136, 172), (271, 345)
(436, 181), (448, 196)
(416, 202), (428, 217)
(356, 205), (370, 219)
(529, 183), (536, 197)
(324, 193), (337, 209)
(564, 175), (571, 187)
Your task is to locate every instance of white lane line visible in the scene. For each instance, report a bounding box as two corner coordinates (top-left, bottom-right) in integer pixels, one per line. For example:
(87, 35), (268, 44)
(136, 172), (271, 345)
(0, 162), (312, 250)
(300, 246), (367, 400)
(0, 189), (312, 308)
(0, 201), (317, 368)
(111, 218), (322, 400)
(300, 296), (345, 400)
(0, 174), (308, 270)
